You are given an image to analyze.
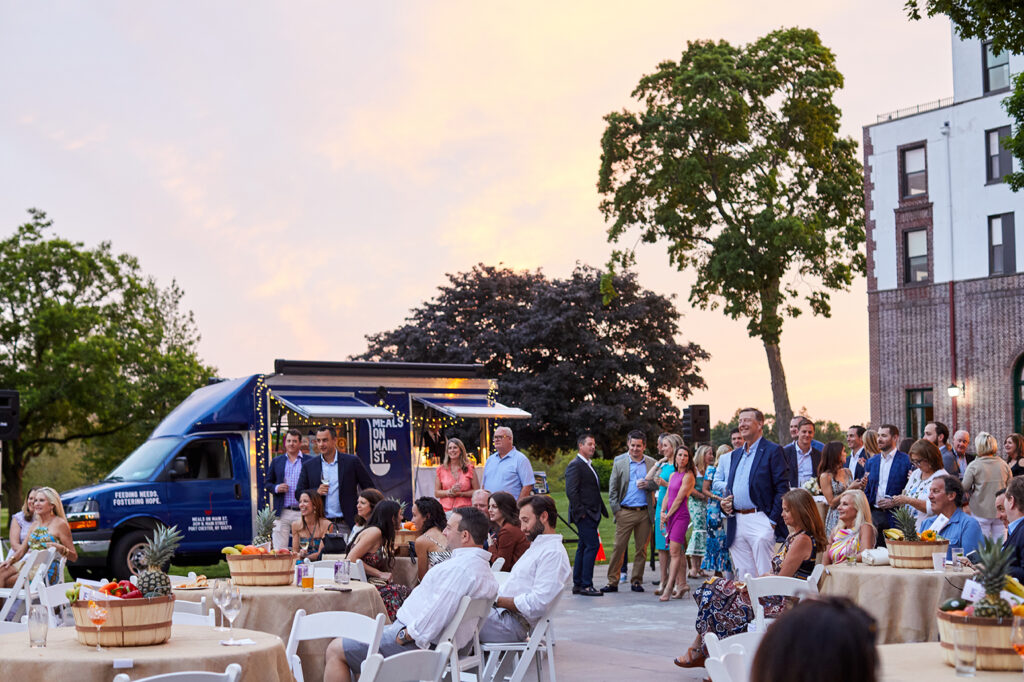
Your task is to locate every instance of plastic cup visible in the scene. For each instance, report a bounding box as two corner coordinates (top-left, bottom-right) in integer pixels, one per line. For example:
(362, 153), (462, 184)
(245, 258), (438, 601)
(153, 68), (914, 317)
(28, 605), (48, 647)
(953, 626), (977, 676)
(335, 561), (350, 585)
(951, 547), (964, 572)
(932, 552), (946, 571)
(301, 575), (314, 591)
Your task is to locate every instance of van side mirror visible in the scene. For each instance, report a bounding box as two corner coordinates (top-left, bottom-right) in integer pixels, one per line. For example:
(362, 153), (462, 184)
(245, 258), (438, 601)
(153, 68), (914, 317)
(170, 456), (188, 478)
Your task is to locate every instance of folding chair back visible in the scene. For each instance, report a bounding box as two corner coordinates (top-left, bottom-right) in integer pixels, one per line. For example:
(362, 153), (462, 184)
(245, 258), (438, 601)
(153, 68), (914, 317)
(0, 548), (55, 621)
(285, 608), (386, 682)
(112, 663), (242, 682)
(171, 609), (216, 626)
(703, 630), (763, 659)
(480, 589), (564, 682)
(360, 642), (453, 682)
(0, 619), (27, 633)
(173, 596), (207, 616)
(37, 581), (74, 626)
(491, 557), (505, 572)
(745, 574), (813, 632)
(705, 649), (752, 682)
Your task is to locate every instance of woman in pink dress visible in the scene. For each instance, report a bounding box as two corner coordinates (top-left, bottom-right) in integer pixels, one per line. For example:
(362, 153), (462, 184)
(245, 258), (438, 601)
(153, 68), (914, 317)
(659, 444), (696, 601)
(435, 437), (479, 512)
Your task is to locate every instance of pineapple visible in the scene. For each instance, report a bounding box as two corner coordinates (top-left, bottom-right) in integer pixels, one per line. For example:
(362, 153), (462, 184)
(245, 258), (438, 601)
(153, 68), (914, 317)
(893, 506), (919, 542)
(136, 524), (183, 597)
(253, 505), (275, 547)
(973, 537), (1015, 619)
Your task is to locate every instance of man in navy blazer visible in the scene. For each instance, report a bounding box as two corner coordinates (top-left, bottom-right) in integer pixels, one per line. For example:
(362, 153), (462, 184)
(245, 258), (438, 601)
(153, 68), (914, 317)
(721, 407), (790, 580)
(783, 418), (822, 489)
(863, 423), (912, 546)
(1002, 478), (1024, 581)
(297, 425), (375, 535)
(263, 428), (311, 549)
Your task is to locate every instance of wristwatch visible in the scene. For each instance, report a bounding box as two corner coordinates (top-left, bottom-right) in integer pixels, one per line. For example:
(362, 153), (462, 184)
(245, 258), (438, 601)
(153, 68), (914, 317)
(396, 628), (413, 646)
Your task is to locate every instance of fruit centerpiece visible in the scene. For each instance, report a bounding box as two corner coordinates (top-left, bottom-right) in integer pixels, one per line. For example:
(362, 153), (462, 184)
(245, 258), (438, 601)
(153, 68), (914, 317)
(69, 523), (181, 647)
(937, 538), (1024, 670)
(223, 506), (295, 586)
(883, 506), (949, 569)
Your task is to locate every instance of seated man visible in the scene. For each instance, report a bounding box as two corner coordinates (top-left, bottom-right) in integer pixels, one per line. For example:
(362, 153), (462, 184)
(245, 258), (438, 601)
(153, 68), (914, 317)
(324, 506), (498, 682)
(921, 474), (982, 560)
(1001, 478), (1024, 581)
(481, 495), (571, 644)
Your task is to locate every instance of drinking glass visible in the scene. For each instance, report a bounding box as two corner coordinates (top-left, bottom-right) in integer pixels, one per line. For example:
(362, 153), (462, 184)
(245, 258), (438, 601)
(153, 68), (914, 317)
(1010, 616), (1024, 671)
(87, 600), (107, 652)
(212, 579), (229, 631)
(953, 626), (977, 677)
(951, 547), (965, 572)
(335, 560), (350, 585)
(220, 587), (242, 644)
(27, 604), (48, 647)
(932, 552), (946, 572)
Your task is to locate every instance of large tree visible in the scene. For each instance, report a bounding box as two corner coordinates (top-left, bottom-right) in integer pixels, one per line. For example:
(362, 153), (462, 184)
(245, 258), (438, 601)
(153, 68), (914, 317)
(597, 27), (864, 442)
(904, 1), (1024, 190)
(0, 209), (214, 513)
(355, 263), (709, 457)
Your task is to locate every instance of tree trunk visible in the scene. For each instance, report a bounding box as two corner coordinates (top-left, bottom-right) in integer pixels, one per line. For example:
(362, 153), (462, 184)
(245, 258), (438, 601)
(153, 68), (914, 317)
(763, 341), (793, 444)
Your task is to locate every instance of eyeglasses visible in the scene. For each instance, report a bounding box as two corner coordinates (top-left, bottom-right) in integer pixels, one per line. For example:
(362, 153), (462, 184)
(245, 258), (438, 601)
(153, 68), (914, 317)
(910, 458), (923, 465)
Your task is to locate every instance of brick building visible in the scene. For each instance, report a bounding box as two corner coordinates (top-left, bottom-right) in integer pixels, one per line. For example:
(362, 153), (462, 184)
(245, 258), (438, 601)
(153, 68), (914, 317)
(864, 28), (1024, 441)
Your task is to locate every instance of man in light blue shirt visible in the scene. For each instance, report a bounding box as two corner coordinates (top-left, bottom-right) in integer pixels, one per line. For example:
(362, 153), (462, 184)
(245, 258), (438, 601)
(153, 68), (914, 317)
(922, 474), (982, 560)
(482, 427), (534, 500)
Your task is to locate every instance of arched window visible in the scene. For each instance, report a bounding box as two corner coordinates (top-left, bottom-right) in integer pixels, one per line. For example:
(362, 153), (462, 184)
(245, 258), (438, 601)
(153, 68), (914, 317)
(1015, 355), (1024, 434)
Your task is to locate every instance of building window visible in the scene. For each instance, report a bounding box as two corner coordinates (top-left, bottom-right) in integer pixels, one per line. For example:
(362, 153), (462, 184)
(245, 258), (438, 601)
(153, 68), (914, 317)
(901, 146), (927, 198)
(904, 229), (929, 283)
(983, 41), (1010, 94)
(987, 126), (1013, 183)
(989, 213), (1016, 275)
(1015, 355), (1024, 434)
(906, 389), (933, 440)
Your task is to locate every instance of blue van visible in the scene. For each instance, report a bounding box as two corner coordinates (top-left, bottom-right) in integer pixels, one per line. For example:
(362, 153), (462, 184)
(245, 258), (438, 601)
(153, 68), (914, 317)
(62, 361), (529, 579)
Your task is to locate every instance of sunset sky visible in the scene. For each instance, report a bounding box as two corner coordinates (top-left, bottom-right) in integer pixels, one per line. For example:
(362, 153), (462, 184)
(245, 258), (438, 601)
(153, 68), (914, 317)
(1, 2), (955, 429)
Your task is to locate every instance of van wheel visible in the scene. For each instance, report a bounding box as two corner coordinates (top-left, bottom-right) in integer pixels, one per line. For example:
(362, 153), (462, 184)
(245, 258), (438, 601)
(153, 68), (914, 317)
(109, 530), (151, 580)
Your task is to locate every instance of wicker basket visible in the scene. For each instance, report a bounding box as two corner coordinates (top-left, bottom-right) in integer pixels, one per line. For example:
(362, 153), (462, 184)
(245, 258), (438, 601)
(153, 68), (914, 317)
(227, 553), (294, 586)
(886, 539), (949, 569)
(72, 595), (174, 647)
(937, 609), (1018, 670)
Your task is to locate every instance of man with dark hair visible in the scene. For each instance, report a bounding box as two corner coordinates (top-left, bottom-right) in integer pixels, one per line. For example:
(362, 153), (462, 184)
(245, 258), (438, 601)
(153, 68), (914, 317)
(922, 475), (982, 560)
(479, 495), (571, 644)
(846, 425), (866, 475)
(788, 414), (824, 451)
(783, 418), (821, 488)
(603, 430), (656, 592)
(298, 425), (375, 535)
(730, 428), (743, 450)
(720, 407), (789, 580)
(865, 424), (912, 545)
(924, 421), (955, 475)
(565, 432), (607, 596)
(324, 506), (497, 682)
(1002, 478), (1024, 581)
(264, 428), (311, 550)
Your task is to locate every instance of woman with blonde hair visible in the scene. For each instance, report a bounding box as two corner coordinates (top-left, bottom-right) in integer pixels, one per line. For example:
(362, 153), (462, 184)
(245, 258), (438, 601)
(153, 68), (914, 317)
(0, 486), (76, 586)
(435, 437), (479, 513)
(823, 489), (876, 565)
(862, 430), (880, 457)
(645, 432), (682, 594)
(963, 432), (1012, 539)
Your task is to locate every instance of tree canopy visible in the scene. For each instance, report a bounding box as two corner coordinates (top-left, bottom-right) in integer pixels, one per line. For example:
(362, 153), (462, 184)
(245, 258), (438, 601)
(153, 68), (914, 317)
(905, 0), (1024, 190)
(355, 263), (709, 457)
(0, 210), (213, 512)
(597, 27), (864, 441)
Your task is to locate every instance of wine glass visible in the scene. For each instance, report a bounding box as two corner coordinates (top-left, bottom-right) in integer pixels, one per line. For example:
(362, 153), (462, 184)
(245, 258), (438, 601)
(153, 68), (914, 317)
(87, 600), (107, 652)
(220, 587), (242, 644)
(298, 536), (311, 558)
(211, 579), (229, 631)
(1010, 616), (1024, 666)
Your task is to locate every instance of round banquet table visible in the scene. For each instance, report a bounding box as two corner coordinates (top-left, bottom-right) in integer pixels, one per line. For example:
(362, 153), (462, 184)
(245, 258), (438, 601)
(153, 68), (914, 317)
(820, 562), (969, 643)
(0, 624), (290, 682)
(175, 580), (388, 682)
(879, 642), (1022, 680)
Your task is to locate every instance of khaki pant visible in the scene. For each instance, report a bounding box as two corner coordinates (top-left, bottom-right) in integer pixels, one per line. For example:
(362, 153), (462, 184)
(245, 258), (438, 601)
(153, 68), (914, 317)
(272, 508), (301, 550)
(606, 508), (652, 586)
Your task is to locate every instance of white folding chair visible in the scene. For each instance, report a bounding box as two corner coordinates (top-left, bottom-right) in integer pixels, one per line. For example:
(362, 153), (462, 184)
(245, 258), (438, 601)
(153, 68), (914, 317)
(308, 559), (336, 569)
(745, 570), (819, 633)
(480, 590), (563, 682)
(0, 548), (55, 622)
(37, 581), (75, 627)
(285, 608), (386, 682)
(112, 663), (242, 682)
(706, 650), (751, 682)
(494, 572), (513, 589)
(436, 596), (492, 679)
(360, 642), (453, 682)
(490, 557), (505, 572)
(350, 559), (368, 582)
(0, 619), (28, 633)
(171, 609), (216, 626)
(173, 596), (207, 616)
(703, 631), (763, 659)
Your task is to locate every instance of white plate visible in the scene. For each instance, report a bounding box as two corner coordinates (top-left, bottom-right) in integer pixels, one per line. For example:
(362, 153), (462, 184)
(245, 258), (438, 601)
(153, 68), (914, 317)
(172, 585), (210, 590)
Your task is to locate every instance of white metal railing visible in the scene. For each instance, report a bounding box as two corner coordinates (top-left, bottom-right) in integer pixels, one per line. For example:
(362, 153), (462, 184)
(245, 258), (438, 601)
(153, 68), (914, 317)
(877, 96), (955, 123)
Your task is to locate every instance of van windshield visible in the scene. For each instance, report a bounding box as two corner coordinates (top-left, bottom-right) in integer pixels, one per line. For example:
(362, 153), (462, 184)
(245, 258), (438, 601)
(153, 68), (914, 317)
(104, 438), (181, 482)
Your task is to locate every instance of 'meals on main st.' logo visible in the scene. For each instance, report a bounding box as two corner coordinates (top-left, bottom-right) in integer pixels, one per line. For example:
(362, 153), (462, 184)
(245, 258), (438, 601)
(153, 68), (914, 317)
(369, 417), (404, 476)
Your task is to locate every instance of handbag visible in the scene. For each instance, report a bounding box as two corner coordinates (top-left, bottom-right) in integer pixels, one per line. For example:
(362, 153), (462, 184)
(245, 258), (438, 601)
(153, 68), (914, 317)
(322, 533), (348, 554)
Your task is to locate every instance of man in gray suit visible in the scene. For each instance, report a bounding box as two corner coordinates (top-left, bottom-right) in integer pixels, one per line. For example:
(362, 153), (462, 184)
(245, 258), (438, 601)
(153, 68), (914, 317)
(602, 430), (657, 593)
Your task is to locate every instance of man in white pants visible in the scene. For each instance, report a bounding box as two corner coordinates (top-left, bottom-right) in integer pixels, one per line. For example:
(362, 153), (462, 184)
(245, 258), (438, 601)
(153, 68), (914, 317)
(264, 429), (309, 550)
(721, 408), (789, 580)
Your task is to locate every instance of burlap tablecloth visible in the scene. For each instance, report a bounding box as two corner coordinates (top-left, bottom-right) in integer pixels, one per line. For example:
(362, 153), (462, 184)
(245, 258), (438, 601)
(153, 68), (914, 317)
(820, 563), (968, 643)
(879, 642), (1021, 680)
(175, 580), (388, 682)
(0, 625), (290, 681)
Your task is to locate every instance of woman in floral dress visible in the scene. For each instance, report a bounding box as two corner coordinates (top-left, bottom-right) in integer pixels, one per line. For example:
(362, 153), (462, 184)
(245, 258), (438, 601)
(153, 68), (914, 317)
(345, 500), (410, 619)
(701, 444), (733, 576)
(817, 442), (852, 539)
(685, 445), (713, 578)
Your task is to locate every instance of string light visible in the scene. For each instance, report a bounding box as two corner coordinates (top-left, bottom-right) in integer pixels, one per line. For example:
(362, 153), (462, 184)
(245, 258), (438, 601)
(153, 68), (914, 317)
(373, 398), (465, 429)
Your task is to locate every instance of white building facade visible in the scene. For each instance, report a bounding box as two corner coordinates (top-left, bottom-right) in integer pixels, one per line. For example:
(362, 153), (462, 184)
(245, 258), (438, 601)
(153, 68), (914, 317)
(864, 28), (1024, 440)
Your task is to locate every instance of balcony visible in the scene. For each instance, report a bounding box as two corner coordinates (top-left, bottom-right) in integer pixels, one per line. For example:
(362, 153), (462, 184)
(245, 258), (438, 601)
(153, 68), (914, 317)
(877, 96), (954, 123)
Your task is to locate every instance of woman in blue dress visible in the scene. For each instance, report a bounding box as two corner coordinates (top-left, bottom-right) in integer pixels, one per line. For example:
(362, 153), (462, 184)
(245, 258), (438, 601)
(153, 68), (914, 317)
(645, 433), (682, 595)
(701, 444), (734, 577)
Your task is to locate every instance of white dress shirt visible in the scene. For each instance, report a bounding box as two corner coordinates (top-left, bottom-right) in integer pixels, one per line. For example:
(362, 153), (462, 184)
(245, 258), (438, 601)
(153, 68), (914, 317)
(396, 546), (497, 649)
(499, 533), (571, 625)
(796, 445), (814, 486)
(876, 450), (896, 506)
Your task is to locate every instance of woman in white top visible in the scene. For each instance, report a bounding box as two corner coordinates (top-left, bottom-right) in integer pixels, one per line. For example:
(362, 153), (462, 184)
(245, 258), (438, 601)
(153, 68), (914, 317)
(890, 439), (946, 532)
(963, 432), (1013, 540)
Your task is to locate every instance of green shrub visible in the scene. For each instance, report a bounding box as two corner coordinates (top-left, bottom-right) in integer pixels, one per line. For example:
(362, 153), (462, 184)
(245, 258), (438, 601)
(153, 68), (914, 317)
(591, 458), (612, 490)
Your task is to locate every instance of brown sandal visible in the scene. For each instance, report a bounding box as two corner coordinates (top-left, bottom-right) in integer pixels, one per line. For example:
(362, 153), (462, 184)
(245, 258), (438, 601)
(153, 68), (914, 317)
(673, 647), (706, 668)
